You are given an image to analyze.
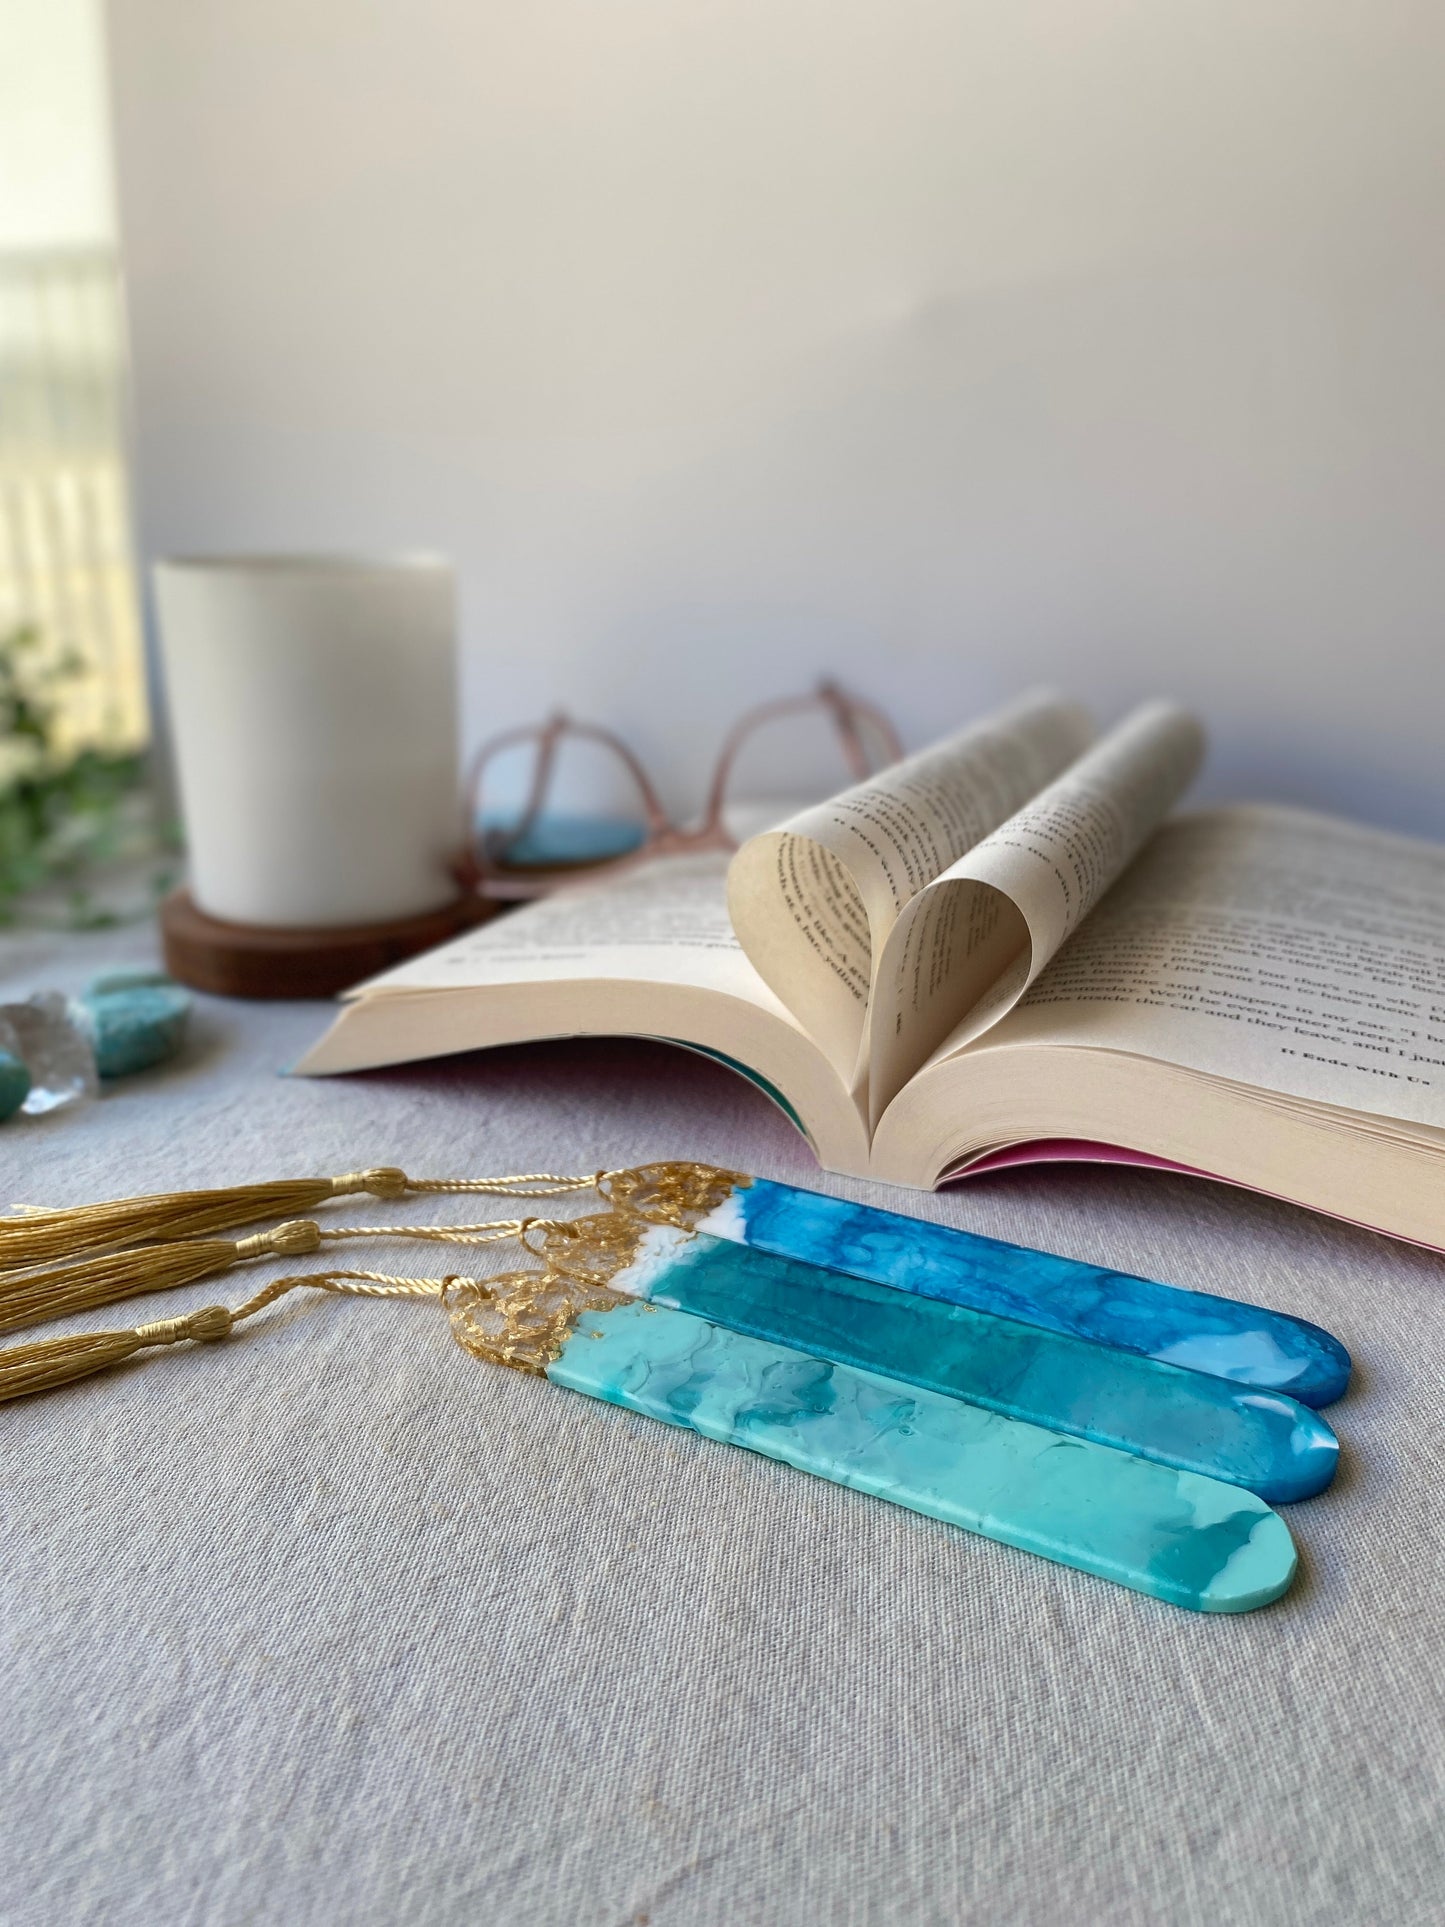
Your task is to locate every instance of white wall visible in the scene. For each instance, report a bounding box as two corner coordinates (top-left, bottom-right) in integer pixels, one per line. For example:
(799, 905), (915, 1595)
(108, 1), (1445, 830)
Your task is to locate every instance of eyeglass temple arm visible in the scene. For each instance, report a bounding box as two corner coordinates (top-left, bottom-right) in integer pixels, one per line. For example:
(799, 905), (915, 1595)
(816, 678), (905, 780)
(702, 680), (906, 828)
(464, 712), (570, 863)
(562, 721), (673, 836)
(465, 713), (675, 873)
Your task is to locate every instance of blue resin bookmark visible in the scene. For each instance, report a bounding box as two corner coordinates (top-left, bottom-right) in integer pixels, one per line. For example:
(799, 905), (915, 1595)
(547, 1299), (1298, 1614)
(606, 1171), (1351, 1407)
(582, 1224), (1338, 1503)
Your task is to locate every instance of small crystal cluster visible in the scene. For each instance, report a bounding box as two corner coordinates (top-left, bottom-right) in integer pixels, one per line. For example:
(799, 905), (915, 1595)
(0, 992), (98, 1117)
(0, 972), (192, 1123)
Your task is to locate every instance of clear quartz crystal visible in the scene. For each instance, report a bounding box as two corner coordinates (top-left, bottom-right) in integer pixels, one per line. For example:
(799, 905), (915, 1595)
(0, 993), (100, 1114)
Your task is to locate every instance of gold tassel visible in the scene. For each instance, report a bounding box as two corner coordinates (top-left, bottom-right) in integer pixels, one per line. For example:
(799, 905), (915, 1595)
(0, 1269), (445, 1404)
(0, 1172), (405, 1271)
(0, 1219), (324, 1336)
(0, 1303), (235, 1402)
(0, 1166), (601, 1273)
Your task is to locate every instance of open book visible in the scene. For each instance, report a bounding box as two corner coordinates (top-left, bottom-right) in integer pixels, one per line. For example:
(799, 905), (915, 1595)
(297, 692), (1445, 1248)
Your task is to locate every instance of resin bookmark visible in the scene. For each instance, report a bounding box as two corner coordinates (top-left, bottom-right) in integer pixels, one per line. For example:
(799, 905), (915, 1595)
(0, 1192), (1300, 1613)
(547, 1298), (1297, 1614)
(605, 1171), (1352, 1407)
(563, 1222), (1337, 1503)
(0, 1157), (1348, 1407)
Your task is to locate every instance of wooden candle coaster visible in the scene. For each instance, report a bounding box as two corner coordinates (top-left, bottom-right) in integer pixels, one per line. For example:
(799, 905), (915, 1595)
(159, 888), (493, 1000)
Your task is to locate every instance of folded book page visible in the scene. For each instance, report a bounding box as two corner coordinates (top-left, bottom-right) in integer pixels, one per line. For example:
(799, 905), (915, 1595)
(726, 690), (1094, 1098)
(866, 702), (1205, 1125)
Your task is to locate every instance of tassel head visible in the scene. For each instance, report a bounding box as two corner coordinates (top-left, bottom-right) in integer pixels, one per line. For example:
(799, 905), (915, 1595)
(0, 1302), (234, 1403)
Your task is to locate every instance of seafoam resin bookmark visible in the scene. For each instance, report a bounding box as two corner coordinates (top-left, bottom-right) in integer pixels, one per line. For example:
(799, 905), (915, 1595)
(546, 1298), (1297, 1614)
(602, 1168), (1353, 1408)
(536, 1217), (1337, 1503)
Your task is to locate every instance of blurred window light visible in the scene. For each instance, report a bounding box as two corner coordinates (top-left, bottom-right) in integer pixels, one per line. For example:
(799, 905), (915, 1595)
(0, 0), (147, 756)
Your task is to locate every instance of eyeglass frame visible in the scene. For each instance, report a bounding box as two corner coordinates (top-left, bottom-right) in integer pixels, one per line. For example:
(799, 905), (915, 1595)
(456, 678), (904, 900)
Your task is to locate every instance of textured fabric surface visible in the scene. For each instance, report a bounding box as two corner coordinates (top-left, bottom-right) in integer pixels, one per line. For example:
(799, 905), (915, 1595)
(4, 928), (1444, 1927)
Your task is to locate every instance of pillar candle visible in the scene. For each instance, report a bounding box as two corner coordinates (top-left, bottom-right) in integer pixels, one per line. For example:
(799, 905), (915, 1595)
(154, 554), (460, 927)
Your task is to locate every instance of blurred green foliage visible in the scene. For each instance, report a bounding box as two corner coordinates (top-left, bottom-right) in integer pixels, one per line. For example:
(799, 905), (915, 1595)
(0, 623), (170, 928)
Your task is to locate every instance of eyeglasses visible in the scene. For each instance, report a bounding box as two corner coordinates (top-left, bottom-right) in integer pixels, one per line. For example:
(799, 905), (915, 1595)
(457, 679), (904, 900)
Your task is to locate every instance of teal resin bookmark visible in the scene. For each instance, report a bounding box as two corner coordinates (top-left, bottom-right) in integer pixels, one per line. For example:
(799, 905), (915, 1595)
(603, 1169), (1352, 1408)
(545, 1298), (1297, 1614)
(559, 1222), (1337, 1503)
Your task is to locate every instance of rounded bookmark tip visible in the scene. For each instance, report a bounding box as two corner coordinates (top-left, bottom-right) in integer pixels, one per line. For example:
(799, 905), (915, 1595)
(1260, 1409), (1340, 1507)
(1197, 1510), (1298, 1614)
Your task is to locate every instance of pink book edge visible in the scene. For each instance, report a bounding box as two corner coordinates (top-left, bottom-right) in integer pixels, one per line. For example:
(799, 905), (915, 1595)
(946, 1138), (1444, 1255)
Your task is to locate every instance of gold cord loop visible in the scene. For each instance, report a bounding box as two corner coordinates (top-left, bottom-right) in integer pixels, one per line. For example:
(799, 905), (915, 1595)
(596, 1161), (748, 1227)
(317, 1217), (533, 1247)
(407, 1172), (602, 1199)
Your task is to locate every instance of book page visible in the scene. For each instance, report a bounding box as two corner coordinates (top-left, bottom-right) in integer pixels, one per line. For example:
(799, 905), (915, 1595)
(353, 852), (779, 1003)
(866, 702), (1204, 1124)
(981, 805), (1445, 1132)
(725, 691), (1093, 1089)
(299, 850), (875, 1173)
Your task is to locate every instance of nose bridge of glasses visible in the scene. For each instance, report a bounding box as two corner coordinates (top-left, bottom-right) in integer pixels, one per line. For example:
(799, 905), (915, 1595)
(566, 720), (671, 831)
(820, 683), (872, 783)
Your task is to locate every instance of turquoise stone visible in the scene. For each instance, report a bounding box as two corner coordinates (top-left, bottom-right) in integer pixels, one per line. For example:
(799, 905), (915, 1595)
(699, 1179), (1352, 1408)
(550, 1300), (1298, 1613)
(0, 1049), (31, 1122)
(77, 983), (192, 1078)
(615, 1230), (1338, 1503)
(84, 969), (177, 997)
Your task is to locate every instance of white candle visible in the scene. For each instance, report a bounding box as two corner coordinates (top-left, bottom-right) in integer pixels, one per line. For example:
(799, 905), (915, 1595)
(154, 554), (460, 928)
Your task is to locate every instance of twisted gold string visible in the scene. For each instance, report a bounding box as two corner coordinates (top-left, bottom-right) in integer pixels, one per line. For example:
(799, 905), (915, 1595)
(407, 1173), (603, 1198)
(314, 1218), (536, 1247)
(228, 1267), (450, 1323)
(233, 1164), (753, 1372)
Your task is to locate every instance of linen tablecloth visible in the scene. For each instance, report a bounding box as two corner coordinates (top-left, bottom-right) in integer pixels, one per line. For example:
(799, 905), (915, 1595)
(4, 927), (1442, 1925)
